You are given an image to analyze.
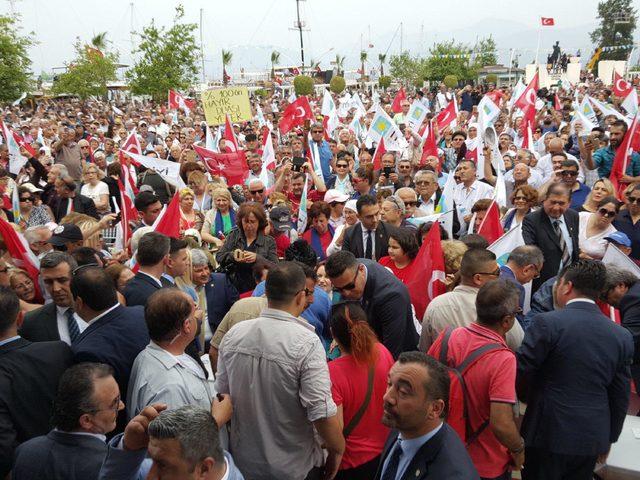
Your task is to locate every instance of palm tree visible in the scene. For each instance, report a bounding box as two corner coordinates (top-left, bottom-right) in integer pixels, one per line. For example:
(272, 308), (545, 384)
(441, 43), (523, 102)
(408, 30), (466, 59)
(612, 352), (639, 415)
(91, 32), (108, 51)
(270, 50), (280, 79)
(309, 58), (320, 73)
(378, 53), (387, 76)
(334, 54), (345, 77)
(360, 50), (368, 86)
(222, 50), (233, 85)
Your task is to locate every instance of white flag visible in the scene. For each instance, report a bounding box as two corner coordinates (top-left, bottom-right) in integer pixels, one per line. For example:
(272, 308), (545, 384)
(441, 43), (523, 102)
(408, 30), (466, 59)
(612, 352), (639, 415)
(406, 101), (429, 131)
(477, 95), (500, 131)
(366, 106), (406, 149)
(588, 96), (629, 125)
(0, 121), (28, 175)
(622, 89), (639, 118)
(488, 225), (525, 266)
(121, 151), (186, 190)
(603, 243), (640, 279)
(297, 174), (309, 234)
(256, 103), (267, 128)
(321, 89), (336, 116)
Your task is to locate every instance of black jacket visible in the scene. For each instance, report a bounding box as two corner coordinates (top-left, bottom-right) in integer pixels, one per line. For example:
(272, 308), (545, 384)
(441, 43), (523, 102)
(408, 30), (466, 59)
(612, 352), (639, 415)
(123, 272), (171, 307)
(19, 302), (59, 342)
(12, 430), (107, 480)
(0, 338), (73, 477)
(374, 424), (479, 480)
(517, 301), (633, 455)
(359, 259), (418, 358)
(521, 208), (579, 292)
(53, 194), (99, 222)
(618, 281), (640, 387)
(342, 221), (396, 261)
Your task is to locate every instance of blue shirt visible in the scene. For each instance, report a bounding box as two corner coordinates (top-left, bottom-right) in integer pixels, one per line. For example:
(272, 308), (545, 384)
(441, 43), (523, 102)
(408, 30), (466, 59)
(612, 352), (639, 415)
(310, 140), (333, 183)
(382, 423), (444, 480)
(252, 282), (332, 345)
(592, 146), (640, 178)
(569, 182), (591, 211)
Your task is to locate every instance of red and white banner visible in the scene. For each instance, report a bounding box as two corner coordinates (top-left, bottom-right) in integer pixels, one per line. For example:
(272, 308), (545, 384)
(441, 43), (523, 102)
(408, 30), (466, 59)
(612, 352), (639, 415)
(541, 17), (555, 26)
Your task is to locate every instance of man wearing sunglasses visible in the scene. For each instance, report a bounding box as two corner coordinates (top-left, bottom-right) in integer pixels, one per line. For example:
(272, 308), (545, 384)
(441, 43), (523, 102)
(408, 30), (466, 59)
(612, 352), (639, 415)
(325, 250), (417, 359)
(558, 160), (591, 211)
(613, 183), (640, 262)
(303, 122), (332, 183)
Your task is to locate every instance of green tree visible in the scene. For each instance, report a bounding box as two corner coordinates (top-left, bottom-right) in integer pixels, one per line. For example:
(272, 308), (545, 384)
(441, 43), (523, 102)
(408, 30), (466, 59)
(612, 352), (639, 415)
(222, 49), (233, 85)
(360, 50), (368, 86)
(126, 5), (199, 102)
(590, 0), (637, 62)
(334, 54), (346, 76)
(329, 76), (346, 94)
(423, 40), (474, 82)
(52, 38), (118, 99)
(378, 53), (387, 76)
(389, 52), (426, 86)
(293, 75), (314, 95)
(0, 15), (35, 102)
(90, 32), (108, 51)
(378, 75), (392, 90)
(472, 36), (498, 69)
(270, 50), (280, 79)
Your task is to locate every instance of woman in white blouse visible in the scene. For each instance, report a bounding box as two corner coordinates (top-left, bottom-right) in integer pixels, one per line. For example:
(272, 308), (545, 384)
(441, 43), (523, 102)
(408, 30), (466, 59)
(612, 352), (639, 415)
(578, 196), (620, 260)
(80, 164), (110, 215)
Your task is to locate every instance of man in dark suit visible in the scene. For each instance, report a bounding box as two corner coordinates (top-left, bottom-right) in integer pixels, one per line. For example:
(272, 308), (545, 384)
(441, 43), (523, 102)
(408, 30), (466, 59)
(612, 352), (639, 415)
(517, 260), (633, 479)
(326, 251), (418, 358)
(71, 267), (148, 402)
(124, 231), (171, 307)
(342, 194), (395, 260)
(0, 286), (72, 478)
(52, 174), (99, 222)
(12, 362), (123, 480)
(375, 351), (479, 480)
(522, 183), (579, 292)
(19, 251), (83, 345)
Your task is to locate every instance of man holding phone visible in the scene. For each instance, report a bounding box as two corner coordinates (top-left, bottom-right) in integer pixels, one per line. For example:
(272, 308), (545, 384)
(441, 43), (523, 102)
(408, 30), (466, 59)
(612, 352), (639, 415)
(303, 121), (332, 183)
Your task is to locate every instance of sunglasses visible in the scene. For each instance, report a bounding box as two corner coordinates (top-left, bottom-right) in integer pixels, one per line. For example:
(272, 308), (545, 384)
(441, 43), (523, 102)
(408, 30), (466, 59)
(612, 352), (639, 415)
(335, 164), (348, 169)
(332, 268), (359, 293)
(598, 208), (616, 218)
(627, 197), (640, 204)
(561, 170), (578, 177)
(250, 189), (264, 194)
(19, 197), (33, 202)
(311, 130), (323, 134)
(404, 201), (418, 207)
(351, 178), (364, 184)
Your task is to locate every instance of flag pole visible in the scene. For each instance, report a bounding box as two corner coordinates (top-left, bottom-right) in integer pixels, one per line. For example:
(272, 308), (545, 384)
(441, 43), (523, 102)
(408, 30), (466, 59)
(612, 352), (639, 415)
(535, 18), (542, 65)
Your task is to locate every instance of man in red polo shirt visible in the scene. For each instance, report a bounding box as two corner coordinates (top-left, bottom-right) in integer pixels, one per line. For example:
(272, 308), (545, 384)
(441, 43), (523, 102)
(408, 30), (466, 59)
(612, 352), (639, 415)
(428, 279), (524, 480)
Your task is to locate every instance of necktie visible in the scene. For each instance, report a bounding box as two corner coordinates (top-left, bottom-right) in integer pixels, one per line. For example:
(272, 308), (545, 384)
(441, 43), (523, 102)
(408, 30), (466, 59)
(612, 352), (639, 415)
(381, 439), (403, 480)
(553, 220), (571, 267)
(365, 230), (373, 260)
(66, 309), (80, 344)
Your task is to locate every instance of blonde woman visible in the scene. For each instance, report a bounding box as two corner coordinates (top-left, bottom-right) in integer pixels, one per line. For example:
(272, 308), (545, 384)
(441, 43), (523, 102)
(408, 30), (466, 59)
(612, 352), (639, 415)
(179, 187), (205, 237)
(579, 178), (615, 213)
(187, 170), (212, 211)
(80, 164), (110, 214)
(60, 212), (115, 250)
(201, 187), (236, 247)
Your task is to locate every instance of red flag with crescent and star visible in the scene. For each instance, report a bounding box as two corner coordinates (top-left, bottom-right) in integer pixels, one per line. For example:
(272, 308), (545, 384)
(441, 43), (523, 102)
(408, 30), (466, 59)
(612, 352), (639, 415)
(613, 71), (633, 98)
(514, 72), (539, 112)
(279, 97), (314, 134)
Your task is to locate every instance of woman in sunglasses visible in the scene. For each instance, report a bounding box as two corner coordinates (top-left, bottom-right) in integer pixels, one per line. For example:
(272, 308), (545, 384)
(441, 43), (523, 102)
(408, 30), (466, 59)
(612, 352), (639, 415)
(15, 185), (52, 229)
(578, 196), (620, 260)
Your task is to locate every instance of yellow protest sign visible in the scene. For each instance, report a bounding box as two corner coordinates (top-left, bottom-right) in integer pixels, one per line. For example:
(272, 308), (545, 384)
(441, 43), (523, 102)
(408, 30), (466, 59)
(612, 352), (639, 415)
(201, 87), (252, 125)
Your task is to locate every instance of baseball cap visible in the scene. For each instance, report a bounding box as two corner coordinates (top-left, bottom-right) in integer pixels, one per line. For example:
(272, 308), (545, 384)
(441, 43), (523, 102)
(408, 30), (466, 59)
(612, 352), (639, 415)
(604, 231), (632, 248)
(48, 224), (83, 246)
(324, 189), (350, 204)
(269, 206), (292, 232)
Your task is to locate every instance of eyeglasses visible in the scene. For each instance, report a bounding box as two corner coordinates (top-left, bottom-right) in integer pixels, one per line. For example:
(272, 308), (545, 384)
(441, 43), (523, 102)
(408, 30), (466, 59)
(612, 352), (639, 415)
(561, 170), (578, 177)
(250, 189), (264, 194)
(311, 130), (323, 134)
(627, 197), (640, 204)
(475, 268), (500, 277)
(19, 197), (32, 202)
(335, 164), (348, 169)
(598, 208), (616, 218)
(90, 395), (121, 415)
(528, 264), (541, 279)
(404, 201), (418, 207)
(332, 268), (359, 293)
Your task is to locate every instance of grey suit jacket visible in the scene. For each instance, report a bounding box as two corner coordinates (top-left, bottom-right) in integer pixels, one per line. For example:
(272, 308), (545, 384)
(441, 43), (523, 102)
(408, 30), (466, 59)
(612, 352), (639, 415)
(99, 433), (244, 480)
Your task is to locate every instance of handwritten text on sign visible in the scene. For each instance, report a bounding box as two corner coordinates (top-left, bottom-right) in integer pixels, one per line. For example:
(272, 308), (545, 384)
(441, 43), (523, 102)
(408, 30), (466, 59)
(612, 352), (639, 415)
(201, 87), (252, 125)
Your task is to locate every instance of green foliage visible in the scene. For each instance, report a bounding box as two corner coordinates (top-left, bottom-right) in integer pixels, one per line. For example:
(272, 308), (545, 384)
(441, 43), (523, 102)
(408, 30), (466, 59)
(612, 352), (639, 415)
(0, 15), (35, 102)
(270, 50), (280, 78)
(389, 52), (427, 86)
(334, 55), (346, 76)
(90, 32), (108, 51)
(293, 75), (314, 96)
(329, 76), (346, 94)
(423, 41), (474, 82)
(590, 0), (637, 62)
(378, 75), (392, 89)
(126, 5), (199, 102)
(485, 73), (498, 84)
(253, 88), (267, 98)
(443, 75), (458, 88)
(378, 53), (387, 76)
(52, 39), (118, 99)
(472, 36), (498, 69)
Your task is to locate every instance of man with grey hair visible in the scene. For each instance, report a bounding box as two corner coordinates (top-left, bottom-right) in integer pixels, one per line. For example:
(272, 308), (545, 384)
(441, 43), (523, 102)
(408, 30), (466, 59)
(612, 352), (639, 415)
(414, 170), (440, 214)
(52, 126), (82, 181)
(305, 121), (332, 183)
(24, 225), (53, 258)
(216, 262), (344, 479)
(99, 404), (243, 479)
(20, 251), (84, 344)
(500, 245), (545, 328)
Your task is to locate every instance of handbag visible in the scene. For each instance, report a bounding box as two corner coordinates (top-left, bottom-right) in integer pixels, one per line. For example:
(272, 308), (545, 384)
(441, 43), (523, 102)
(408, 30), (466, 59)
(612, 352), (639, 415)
(342, 366), (375, 437)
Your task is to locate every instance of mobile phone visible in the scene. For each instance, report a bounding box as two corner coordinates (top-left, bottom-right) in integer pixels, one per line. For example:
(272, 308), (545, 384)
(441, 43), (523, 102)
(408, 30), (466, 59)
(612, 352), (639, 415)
(292, 156), (305, 172)
(383, 166), (393, 177)
(113, 212), (122, 224)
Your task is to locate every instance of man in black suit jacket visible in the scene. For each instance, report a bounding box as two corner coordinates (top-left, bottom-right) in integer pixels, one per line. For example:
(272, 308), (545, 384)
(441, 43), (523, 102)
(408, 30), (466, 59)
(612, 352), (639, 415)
(12, 363), (122, 480)
(0, 286), (72, 478)
(522, 183), (579, 292)
(517, 260), (633, 479)
(71, 267), (148, 401)
(20, 252), (82, 345)
(52, 174), (99, 222)
(326, 251), (418, 358)
(342, 194), (395, 260)
(124, 231), (171, 307)
(375, 352), (479, 480)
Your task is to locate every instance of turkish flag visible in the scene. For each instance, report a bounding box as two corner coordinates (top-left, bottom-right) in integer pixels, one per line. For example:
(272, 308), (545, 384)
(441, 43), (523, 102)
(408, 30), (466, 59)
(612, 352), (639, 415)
(193, 144), (248, 186)
(116, 179), (138, 253)
(121, 130), (142, 157)
(420, 121), (439, 166)
(485, 89), (503, 107)
(0, 216), (42, 302)
(613, 71), (633, 98)
(279, 96), (314, 134)
(477, 200), (503, 244)
(435, 100), (457, 131)
(372, 137), (387, 171)
(12, 132), (36, 158)
(153, 191), (182, 239)
(223, 114), (238, 152)
(514, 73), (539, 112)
(406, 221), (446, 320)
(168, 90), (195, 113)
(610, 114), (639, 198)
(391, 87), (407, 113)
(554, 94), (562, 111)
(541, 17), (555, 26)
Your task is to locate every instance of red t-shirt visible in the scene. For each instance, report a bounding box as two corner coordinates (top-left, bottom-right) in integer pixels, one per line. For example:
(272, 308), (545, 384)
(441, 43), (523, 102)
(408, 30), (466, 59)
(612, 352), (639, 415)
(287, 189), (324, 213)
(378, 256), (418, 285)
(428, 323), (516, 478)
(273, 232), (291, 258)
(328, 343), (395, 470)
(302, 227), (333, 259)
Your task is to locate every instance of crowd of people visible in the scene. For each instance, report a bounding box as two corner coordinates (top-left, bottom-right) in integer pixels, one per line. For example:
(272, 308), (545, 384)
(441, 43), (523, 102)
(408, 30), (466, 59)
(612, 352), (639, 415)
(0, 70), (639, 480)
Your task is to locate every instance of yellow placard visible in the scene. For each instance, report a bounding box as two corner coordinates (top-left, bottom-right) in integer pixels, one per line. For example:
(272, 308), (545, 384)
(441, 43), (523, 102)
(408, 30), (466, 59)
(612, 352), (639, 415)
(201, 87), (252, 125)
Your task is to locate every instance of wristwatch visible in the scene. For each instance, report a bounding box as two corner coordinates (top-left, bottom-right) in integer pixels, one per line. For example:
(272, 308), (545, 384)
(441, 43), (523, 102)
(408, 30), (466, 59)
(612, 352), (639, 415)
(509, 437), (525, 454)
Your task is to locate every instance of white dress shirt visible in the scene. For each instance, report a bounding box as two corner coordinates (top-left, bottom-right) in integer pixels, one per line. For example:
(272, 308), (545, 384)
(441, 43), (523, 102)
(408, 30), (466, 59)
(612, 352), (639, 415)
(361, 227), (376, 259)
(56, 306), (88, 346)
(418, 193), (437, 215)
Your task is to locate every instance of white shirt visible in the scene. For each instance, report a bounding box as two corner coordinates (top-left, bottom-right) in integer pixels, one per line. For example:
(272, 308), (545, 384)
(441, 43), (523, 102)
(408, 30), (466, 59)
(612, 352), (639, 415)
(56, 306), (88, 346)
(578, 211), (617, 260)
(85, 304), (120, 327)
(361, 226), (377, 260)
(536, 152), (583, 184)
(80, 181), (109, 205)
(504, 168), (544, 189)
(566, 298), (596, 306)
(436, 91), (452, 111)
(453, 180), (494, 234)
(418, 193), (437, 215)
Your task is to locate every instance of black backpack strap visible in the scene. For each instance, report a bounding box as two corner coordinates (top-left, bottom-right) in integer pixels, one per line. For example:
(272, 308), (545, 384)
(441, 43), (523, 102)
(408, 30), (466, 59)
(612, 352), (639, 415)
(343, 366), (375, 438)
(439, 326), (455, 364)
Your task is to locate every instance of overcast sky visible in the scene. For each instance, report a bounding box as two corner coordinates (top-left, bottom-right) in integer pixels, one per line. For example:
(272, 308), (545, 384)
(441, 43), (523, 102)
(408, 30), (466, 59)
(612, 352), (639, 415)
(3, 0), (636, 78)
